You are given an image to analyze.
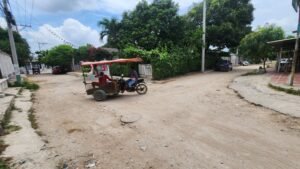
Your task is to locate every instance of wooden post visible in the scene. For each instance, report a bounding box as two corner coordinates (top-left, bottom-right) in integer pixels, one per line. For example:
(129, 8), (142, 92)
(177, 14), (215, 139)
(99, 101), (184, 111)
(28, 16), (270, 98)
(278, 48), (283, 72)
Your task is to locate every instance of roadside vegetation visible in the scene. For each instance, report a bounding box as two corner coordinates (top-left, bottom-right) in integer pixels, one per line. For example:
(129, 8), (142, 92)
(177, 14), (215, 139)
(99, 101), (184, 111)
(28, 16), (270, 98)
(269, 83), (300, 96)
(38, 0), (258, 80)
(239, 25), (285, 71)
(9, 80), (39, 91)
(0, 101), (21, 169)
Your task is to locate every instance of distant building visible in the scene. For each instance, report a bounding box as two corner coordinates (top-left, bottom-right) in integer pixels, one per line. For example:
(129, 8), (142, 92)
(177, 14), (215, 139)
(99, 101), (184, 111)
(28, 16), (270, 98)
(268, 38), (300, 72)
(0, 50), (14, 92)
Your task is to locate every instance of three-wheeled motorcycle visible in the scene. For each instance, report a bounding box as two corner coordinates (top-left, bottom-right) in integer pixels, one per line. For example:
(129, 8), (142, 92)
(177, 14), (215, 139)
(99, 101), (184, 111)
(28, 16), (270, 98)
(80, 58), (148, 101)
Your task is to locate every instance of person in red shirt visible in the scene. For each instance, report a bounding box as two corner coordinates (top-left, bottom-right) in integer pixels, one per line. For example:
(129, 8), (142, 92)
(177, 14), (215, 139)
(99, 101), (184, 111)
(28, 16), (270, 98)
(92, 72), (112, 88)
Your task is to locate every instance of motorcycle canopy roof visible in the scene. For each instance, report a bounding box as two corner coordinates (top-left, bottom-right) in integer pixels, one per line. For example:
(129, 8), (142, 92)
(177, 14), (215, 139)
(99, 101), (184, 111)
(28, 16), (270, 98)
(80, 57), (143, 66)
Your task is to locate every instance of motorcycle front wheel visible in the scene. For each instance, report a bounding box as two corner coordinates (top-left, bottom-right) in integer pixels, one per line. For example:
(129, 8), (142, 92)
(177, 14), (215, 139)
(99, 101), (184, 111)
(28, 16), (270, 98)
(136, 83), (148, 95)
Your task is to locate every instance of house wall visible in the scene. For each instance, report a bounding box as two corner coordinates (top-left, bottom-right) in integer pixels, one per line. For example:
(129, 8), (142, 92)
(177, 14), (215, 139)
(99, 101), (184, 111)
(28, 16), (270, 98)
(0, 51), (14, 79)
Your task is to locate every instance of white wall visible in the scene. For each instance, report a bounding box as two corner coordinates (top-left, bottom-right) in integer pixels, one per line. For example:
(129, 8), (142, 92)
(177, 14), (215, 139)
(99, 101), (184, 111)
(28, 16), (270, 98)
(0, 51), (15, 79)
(139, 64), (152, 78)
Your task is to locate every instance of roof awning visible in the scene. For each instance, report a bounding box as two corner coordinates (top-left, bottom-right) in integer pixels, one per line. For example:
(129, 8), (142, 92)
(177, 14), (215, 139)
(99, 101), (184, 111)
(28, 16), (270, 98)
(80, 57), (143, 66)
(267, 38), (297, 50)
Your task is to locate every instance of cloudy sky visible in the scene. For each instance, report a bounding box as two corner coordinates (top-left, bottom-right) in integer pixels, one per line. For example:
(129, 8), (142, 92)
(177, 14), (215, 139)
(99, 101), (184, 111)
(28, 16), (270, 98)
(0, 0), (298, 52)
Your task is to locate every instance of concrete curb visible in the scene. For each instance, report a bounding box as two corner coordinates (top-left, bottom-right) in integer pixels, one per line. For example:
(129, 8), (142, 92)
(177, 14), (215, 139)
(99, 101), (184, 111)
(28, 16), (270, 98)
(230, 75), (300, 118)
(268, 82), (300, 96)
(0, 87), (21, 122)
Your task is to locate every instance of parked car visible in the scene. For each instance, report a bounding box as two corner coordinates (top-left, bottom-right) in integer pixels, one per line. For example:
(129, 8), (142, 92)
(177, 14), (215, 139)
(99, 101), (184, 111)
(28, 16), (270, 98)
(239, 60), (250, 66)
(32, 66), (40, 74)
(215, 60), (233, 71)
(52, 66), (70, 74)
(280, 58), (291, 64)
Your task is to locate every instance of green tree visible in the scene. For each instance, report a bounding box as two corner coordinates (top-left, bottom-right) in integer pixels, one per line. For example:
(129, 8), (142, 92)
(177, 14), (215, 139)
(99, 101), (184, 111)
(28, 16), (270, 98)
(0, 27), (31, 66)
(98, 18), (121, 47)
(187, 0), (254, 51)
(42, 45), (74, 67)
(99, 0), (184, 50)
(239, 25), (285, 70)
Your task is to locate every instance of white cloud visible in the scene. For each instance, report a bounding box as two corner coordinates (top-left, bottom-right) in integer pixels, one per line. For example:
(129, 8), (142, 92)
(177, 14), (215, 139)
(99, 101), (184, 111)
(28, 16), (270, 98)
(0, 17), (7, 29)
(35, 0), (140, 14)
(34, 0), (200, 15)
(21, 18), (105, 52)
(267, 17), (296, 34)
(175, 0), (198, 14)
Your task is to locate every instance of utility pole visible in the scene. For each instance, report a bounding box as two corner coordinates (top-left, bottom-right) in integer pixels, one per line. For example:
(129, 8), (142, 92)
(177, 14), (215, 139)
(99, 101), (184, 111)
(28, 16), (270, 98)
(290, 5), (300, 86)
(38, 42), (47, 51)
(202, 0), (207, 73)
(3, 0), (21, 84)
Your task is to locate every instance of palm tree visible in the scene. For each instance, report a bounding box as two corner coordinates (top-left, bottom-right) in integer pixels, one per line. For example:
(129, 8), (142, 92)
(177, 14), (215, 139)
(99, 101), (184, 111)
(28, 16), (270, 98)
(98, 18), (120, 47)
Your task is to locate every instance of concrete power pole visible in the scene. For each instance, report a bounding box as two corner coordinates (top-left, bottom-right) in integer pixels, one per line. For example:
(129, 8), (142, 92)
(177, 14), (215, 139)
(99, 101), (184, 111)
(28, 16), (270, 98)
(3, 0), (21, 83)
(289, 5), (300, 86)
(202, 0), (207, 73)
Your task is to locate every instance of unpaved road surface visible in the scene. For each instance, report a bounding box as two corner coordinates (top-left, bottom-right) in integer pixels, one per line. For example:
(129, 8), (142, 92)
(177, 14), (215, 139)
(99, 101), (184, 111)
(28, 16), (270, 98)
(30, 68), (300, 169)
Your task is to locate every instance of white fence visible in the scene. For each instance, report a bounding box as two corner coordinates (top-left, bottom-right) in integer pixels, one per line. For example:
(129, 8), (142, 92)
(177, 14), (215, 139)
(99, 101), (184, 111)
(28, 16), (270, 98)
(139, 64), (152, 78)
(0, 51), (14, 79)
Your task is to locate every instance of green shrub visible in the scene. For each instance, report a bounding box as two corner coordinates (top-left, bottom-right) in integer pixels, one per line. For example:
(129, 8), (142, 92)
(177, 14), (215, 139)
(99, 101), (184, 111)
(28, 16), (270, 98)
(114, 46), (218, 80)
(110, 64), (131, 76)
(9, 80), (39, 91)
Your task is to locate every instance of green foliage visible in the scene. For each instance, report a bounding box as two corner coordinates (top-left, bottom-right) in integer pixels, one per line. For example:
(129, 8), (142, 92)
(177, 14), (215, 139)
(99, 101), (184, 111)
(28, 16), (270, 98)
(151, 48), (202, 80)
(239, 24), (285, 68)
(0, 158), (10, 169)
(42, 45), (74, 67)
(269, 83), (300, 96)
(22, 81), (40, 91)
(187, 0), (254, 50)
(98, 18), (121, 47)
(0, 27), (31, 66)
(110, 64), (131, 77)
(9, 80), (39, 91)
(99, 0), (184, 50)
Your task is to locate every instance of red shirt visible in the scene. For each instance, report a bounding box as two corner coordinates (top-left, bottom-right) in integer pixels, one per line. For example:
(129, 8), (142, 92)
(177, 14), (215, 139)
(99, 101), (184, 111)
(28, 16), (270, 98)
(98, 75), (111, 85)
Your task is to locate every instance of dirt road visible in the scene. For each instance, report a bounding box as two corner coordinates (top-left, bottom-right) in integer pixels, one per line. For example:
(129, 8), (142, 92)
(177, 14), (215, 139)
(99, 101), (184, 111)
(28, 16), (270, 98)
(30, 68), (300, 169)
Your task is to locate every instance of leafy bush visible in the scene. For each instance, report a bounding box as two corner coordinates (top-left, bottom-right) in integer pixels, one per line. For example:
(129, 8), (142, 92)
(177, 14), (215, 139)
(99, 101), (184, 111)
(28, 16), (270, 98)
(110, 64), (131, 76)
(9, 80), (39, 91)
(112, 46), (218, 80)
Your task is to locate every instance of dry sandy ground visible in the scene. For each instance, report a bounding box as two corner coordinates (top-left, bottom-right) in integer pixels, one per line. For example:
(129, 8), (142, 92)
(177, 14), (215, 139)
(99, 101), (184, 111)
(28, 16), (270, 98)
(30, 68), (300, 169)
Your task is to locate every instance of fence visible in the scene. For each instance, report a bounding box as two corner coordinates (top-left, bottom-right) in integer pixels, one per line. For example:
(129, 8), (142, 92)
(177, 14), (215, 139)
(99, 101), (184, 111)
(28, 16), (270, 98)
(138, 64), (152, 78)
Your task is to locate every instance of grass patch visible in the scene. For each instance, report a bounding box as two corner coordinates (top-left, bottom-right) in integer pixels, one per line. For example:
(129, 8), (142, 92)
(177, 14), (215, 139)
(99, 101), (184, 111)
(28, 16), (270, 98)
(35, 131), (44, 137)
(0, 140), (8, 155)
(268, 83), (300, 96)
(17, 88), (23, 95)
(1, 108), (13, 132)
(4, 125), (21, 134)
(0, 159), (10, 169)
(0, 141), (10, 169)
(242, 70), (266, 76)
(28, 108), (38, 130)
(9, 80), (39, 91)
(67, 128), (83, 134)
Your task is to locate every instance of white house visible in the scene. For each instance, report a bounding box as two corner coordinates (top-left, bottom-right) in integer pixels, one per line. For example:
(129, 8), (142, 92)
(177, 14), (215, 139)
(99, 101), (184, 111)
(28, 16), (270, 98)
(0, 50), (14, 92)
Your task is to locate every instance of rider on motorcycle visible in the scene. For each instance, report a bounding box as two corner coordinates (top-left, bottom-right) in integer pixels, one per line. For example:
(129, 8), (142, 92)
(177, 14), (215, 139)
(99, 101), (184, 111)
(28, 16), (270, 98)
(127, 66), (138, 88)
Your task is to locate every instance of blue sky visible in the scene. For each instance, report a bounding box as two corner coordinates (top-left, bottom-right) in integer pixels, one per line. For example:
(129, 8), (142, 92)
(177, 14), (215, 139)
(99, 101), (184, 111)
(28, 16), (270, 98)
(0, 0), (298, 52)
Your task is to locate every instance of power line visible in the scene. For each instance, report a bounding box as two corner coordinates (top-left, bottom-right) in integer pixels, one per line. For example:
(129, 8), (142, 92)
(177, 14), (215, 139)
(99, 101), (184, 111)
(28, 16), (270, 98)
(29, 0), (33, 26)
(4, 0), (78, 48)
(24, 0), (27, 25)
